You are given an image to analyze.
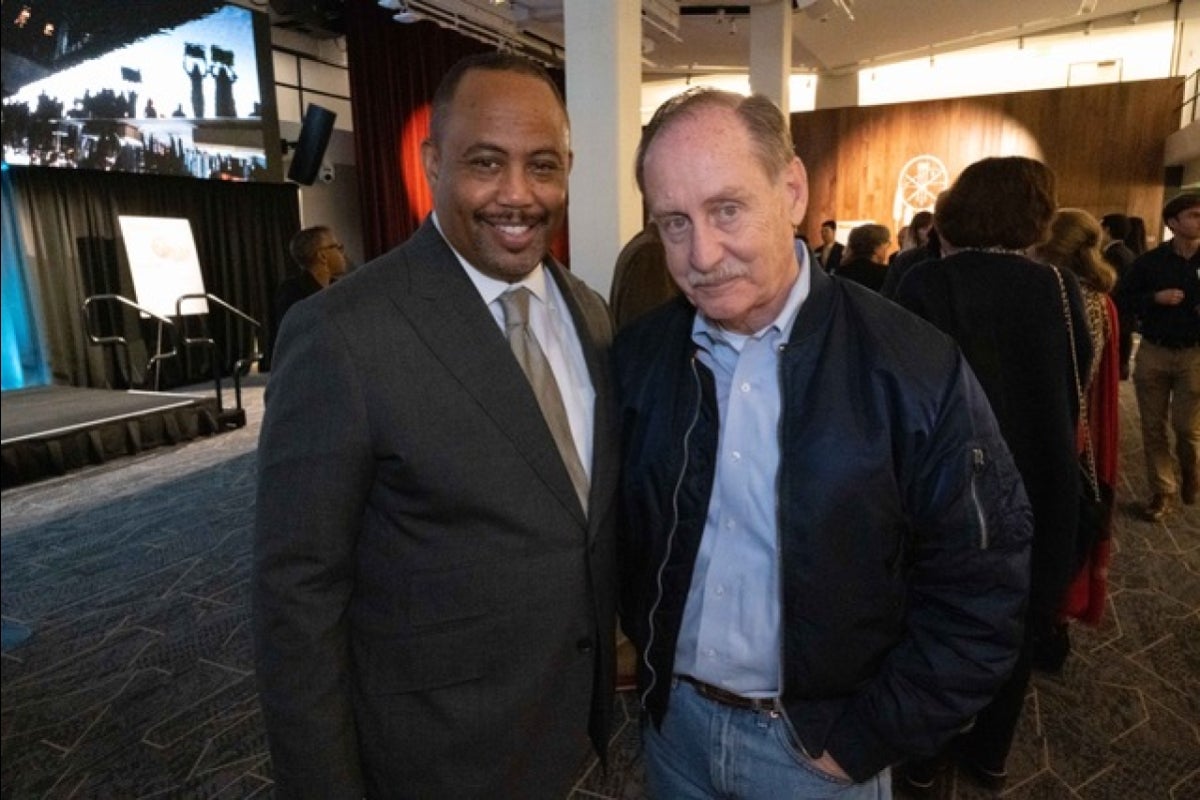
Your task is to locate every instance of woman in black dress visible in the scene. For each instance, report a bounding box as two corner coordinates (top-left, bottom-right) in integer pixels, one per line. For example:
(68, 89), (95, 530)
(894, 156), (1092, 792)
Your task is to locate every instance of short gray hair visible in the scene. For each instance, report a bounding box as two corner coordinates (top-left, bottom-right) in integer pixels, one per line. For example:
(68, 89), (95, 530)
(288, 225), (333, 269)
(635, 87), (796, 193)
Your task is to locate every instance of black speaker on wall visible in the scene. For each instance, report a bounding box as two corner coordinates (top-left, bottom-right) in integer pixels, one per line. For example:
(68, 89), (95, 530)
(287, 103), (337, 185)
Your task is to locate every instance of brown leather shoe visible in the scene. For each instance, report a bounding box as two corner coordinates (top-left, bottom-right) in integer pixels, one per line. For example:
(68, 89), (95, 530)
(1144, 493), (1174, 521)
(1183, 475), (1198, 506)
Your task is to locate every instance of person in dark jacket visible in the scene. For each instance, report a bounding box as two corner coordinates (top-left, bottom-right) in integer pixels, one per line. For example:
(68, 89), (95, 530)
(1100, 213), (1138, 379)
(881, 220), (942, 299)
(616, 87), (1033, 798)
(1125, 215), (1148, 256)
(1113, 193), (1200, 520)
(270, 225), (348, 357)
(813, 218), (844, 272)
(254, 55), (619, 799)
(833, 222), (891, 291)
(894, 156), (1092, 792)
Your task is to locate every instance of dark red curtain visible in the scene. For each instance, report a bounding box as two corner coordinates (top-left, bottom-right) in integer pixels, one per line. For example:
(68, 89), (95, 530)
(345, 1), (489, 259)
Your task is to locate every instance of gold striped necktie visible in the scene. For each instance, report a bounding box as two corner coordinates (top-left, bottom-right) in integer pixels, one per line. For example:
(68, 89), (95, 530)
(499, 288), (590, 514)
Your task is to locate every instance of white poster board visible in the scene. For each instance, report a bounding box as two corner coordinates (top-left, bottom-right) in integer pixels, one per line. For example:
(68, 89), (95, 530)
(118, 216), (209, 317)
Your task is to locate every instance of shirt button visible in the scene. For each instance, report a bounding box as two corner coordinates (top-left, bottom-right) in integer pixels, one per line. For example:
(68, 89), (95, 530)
(715, 585), (725, 597)
(576, 638), (594, 654)
(740, 381), (751, 393)
(731, 451), (741, 462)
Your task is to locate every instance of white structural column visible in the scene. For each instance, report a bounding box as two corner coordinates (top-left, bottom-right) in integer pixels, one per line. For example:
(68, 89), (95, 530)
(563, 0), (643, 296)
(749, 1), (792, 111)
(815, 72), (859, 109)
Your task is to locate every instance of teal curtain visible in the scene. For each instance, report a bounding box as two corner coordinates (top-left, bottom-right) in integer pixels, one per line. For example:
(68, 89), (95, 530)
(1, 163), (51, 390)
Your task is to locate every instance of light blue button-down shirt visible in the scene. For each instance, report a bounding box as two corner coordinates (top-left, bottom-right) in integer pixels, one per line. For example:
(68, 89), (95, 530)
(672, 257), (811, 697)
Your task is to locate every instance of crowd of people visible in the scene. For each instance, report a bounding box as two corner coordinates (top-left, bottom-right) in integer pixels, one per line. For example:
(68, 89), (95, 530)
(3, 45), (262, 180)
(254, 52), (1198, 799)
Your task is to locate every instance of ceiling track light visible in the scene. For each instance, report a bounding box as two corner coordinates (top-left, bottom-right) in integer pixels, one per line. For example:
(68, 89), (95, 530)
(378, 0), (420, 21)
(393, 0), (560, 66)
(643, 0), (682, 42)
(643, 13), (682, 43)
(831, 0), (855, 23)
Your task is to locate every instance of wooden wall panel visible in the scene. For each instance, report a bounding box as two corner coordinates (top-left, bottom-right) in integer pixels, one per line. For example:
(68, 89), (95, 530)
(791, 78), (1182, 247)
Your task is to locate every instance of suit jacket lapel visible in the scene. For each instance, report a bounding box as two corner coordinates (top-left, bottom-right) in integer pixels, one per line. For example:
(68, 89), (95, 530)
(386, 222), (588, 527)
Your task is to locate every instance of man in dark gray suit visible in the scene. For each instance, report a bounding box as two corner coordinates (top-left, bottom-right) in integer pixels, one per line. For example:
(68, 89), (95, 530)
(253, 53), (617, 799)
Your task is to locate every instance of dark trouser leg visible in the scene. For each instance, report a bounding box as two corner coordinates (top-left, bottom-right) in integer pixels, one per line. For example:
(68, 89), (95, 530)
(1118, 313), (1135, 378)
(956, 637), (1034, 773)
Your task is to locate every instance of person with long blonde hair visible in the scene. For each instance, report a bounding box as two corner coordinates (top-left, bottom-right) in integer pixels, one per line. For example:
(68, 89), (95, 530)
(1030, 209), (1121, 666)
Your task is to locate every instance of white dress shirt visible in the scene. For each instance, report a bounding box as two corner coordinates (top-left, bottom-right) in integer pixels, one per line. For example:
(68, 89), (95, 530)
(433, 214), (595, 477)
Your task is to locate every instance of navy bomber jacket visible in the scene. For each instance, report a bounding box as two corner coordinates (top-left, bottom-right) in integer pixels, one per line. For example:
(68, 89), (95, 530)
(614, 267), (1033, 783)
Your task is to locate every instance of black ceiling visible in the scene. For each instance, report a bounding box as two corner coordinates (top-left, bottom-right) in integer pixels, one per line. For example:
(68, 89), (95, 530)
(2, 0), (227, 96)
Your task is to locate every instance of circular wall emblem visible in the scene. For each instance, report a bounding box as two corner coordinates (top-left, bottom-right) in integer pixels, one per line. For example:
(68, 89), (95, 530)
(893, 154), (950, 226)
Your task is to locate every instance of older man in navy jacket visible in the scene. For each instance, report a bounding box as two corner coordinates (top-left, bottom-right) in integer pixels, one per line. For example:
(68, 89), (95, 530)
(615, 88), (1032, 798)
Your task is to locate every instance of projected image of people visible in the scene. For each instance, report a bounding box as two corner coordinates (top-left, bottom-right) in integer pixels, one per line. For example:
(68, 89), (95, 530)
(1, 2), (274, 181)
(210, 47), (238, 118)
(184, 44), (208, 119)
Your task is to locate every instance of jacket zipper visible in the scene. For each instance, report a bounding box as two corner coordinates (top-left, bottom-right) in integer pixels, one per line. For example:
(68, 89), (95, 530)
(771, 343), (813, 754)
(640, 354), (704, 710)
(970, 447), (989, 549)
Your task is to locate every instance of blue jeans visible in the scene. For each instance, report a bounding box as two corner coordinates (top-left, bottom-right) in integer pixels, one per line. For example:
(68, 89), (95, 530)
(642, 679), (891, 800)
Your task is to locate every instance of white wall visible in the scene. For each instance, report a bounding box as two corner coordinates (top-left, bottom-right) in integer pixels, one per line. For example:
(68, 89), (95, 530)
(266, 26), (363, 266)
(641, 5), (1192, 116)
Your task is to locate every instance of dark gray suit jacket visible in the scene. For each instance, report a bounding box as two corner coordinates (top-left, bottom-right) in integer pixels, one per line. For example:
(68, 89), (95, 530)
(254, 220), (618, 799)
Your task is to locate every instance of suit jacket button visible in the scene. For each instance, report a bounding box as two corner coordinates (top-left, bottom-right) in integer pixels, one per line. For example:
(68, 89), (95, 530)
(576, 637), (594, 654)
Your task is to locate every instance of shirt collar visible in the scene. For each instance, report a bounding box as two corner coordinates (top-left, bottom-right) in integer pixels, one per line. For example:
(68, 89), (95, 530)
(432, 211), (550, 306)
(692, 249), (812, 352)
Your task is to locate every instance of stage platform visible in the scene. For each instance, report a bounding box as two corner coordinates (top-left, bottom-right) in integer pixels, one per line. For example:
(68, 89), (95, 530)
(1, 386), (221, 489)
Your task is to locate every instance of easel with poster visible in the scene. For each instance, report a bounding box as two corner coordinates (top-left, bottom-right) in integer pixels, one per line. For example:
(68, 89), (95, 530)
(114, 215), (261, 427)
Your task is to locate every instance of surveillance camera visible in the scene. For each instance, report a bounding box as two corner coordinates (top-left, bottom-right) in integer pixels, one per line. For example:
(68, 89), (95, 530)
(319, 162), (335, 184)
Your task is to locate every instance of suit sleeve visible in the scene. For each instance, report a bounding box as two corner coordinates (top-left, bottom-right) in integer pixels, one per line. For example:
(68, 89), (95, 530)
(826, 354), (1034, 781)
(253, 299), (373, 798)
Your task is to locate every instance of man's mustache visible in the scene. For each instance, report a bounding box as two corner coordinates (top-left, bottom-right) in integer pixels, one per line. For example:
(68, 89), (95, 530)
(688, 264), (749, 288)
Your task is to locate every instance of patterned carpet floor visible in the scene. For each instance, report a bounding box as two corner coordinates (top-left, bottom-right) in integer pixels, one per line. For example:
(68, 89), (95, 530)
(1, 371), (1197, 799)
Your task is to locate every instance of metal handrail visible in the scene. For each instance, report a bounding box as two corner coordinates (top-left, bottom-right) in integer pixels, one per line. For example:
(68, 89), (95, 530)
(174, 292), (264, 417)
(81, 294), (178, 389)
(175, 292), (261, 329)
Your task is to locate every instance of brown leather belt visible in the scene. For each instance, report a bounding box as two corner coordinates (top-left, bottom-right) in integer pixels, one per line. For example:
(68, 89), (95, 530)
(678, 675), (778, 713)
